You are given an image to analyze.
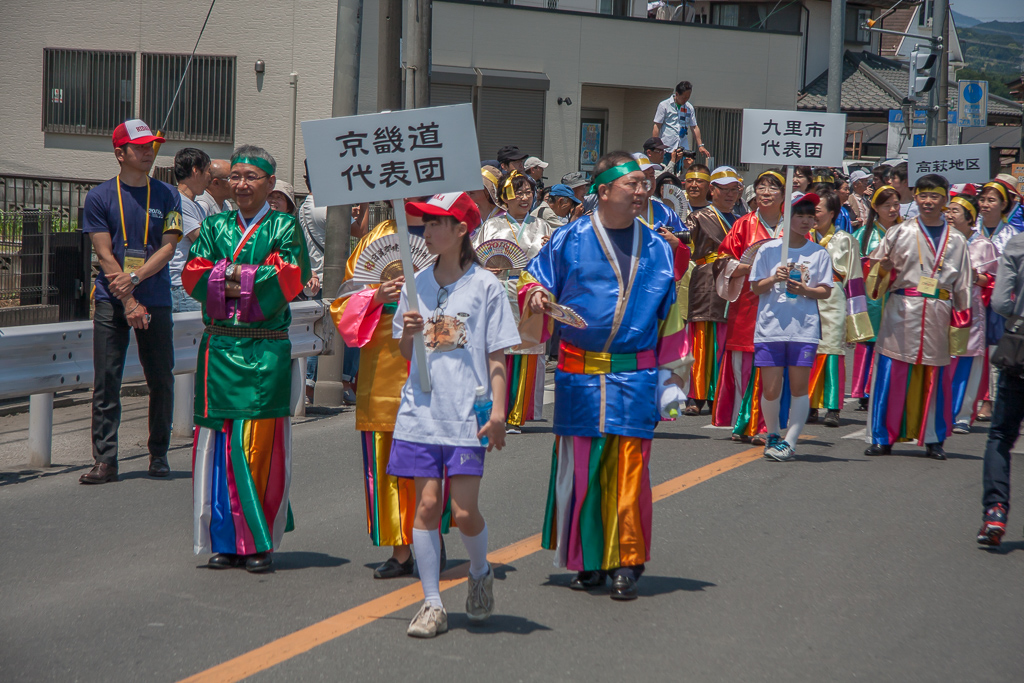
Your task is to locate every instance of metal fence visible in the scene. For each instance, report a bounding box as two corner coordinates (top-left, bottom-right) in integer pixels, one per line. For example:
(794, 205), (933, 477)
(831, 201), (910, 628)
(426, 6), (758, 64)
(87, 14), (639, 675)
(1, 173), (100, 221)
(0, 209), (91, 324)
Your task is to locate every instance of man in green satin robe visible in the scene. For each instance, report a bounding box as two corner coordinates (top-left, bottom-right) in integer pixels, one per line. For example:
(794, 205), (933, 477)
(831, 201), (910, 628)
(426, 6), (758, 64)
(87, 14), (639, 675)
(183, 145), (311, 573)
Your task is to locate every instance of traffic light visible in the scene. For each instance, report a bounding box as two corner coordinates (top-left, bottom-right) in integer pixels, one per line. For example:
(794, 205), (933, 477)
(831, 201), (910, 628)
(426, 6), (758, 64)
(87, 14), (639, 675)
(908, 47), (937, 100)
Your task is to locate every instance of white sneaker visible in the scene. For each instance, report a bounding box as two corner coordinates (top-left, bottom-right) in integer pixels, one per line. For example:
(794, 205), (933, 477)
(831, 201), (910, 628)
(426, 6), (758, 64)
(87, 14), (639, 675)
(952, 421), (970, 435)
(407, 602), (448, 638)
(765, 440), (796, 462)
(505, 426), (521, 434)
(465, 565), (495, 622)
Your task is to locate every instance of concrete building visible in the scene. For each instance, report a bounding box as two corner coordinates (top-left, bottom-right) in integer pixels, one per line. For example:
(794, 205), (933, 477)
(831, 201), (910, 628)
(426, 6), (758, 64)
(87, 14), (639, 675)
(2, 0), (827, 195)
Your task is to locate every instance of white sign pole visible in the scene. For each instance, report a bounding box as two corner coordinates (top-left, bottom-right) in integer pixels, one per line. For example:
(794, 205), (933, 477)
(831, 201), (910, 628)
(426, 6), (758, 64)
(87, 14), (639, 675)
(394, 200), (432, 393)
(779, 165), (795, 269)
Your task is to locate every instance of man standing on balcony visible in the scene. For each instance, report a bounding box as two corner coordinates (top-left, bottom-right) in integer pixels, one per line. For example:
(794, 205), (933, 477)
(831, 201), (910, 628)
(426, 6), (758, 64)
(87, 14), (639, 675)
(652, 81), (710, 174)
(80, 119), (183, 484)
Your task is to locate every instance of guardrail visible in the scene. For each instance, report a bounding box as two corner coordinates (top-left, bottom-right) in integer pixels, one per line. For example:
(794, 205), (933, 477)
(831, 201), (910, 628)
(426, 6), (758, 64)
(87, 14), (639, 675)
(0, 300), (327, 467)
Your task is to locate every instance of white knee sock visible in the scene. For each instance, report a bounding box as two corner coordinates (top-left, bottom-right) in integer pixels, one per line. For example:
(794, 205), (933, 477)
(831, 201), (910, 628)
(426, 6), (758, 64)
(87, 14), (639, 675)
(786, 394), (810, 447)
(460, 523), (490, 579)
(413, 527), (443, 607)
(762, 395), (781, 436)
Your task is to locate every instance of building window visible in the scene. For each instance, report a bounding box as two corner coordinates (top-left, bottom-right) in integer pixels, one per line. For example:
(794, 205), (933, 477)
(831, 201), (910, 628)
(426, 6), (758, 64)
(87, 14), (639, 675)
(712, 4), (739, 27)
(139, 53), (236, 143)
(42, 48), (135, 135)
(598, 0), (632, 16)
(846, 7), (872, 43)
(693, 106), (747, 172)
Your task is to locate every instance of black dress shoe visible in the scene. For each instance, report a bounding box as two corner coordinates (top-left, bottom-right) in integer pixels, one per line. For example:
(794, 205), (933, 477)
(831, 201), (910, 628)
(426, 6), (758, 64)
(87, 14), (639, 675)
(569, 571), (607, 590)
(208, 553), (242, 569)
(79, 462), (119, 484)
(925, 443), (947, 460)
(806, 409), (819, 424)
(823, 410), (841, 428)
(148, 455), (170, 477)
(864, 444), (891, 456)
(245, 553), (273, 573)
(374, 555), (414, 579)
(610, 574), (639, 600)
(855, 398), (869, 412)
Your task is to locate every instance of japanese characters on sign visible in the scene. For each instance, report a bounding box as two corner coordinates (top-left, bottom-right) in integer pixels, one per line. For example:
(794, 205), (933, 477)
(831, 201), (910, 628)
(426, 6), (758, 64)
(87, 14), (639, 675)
(740, 109), (846, 166)
(301, 104), (483, 207)
(907, 143), (990, 185)
(957, 80), (988, 128)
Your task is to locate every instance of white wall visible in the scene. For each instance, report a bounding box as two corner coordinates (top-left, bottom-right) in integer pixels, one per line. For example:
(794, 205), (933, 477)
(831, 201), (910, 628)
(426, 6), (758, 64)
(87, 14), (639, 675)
(0, 0), (339, 183)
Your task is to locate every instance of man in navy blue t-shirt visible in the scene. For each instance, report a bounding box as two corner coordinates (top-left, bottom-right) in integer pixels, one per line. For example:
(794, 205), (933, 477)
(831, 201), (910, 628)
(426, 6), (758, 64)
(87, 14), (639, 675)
(79, 119), (183, 484)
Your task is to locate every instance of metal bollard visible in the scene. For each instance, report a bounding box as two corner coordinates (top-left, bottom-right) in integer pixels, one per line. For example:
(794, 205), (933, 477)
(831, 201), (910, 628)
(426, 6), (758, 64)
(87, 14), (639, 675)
(173, 373), (195, 439)
(28, 393), (54, 468)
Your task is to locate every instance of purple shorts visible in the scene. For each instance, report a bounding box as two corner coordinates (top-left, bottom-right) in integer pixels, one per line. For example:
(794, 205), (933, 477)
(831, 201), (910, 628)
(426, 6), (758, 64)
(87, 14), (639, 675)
(754, 341), (818, 368)
(387, 439), (486, 478)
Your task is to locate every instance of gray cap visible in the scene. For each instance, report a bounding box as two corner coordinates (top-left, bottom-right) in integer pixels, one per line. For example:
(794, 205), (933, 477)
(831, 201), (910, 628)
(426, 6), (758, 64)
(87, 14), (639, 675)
(561, 171), (588, 189)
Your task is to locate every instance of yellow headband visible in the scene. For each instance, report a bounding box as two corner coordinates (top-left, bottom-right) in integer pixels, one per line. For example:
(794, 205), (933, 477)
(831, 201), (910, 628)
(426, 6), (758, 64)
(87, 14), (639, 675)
(982, 181), (1010, 206)
(709, 170), (741, 184)
(757, 170), (785, 186)
(500, 170), (527, 202)
(949, 195), (977, 223)
(686, 171), (712, 182)
(812, 174), (834, 184)
(871, 185), (896, 206)
(914, 186), (948, 198)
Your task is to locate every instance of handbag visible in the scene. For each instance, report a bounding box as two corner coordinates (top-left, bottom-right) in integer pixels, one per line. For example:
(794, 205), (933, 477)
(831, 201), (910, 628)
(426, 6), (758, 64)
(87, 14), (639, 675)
(990, 315), (1024, 378)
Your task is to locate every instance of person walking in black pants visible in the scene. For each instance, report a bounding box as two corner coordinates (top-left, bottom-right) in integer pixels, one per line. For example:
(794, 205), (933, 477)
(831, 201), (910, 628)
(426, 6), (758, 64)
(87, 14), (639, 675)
(79, 119), (183, 484)
(978, 230), (1024, 545)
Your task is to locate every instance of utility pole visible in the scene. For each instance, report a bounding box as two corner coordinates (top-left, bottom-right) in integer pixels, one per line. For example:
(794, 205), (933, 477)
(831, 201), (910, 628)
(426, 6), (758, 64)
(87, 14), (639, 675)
(826, 0), (846, 114)
(379, 0), (403, 111)
(932, 0), (949, 145)
(316, 0), (363, 407)
(403, 0), (431, 109)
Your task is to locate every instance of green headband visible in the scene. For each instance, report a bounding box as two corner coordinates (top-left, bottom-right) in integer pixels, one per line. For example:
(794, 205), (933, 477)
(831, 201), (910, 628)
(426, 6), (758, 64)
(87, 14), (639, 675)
(231, 155), (275, 177)
(589, 160), (642, 194)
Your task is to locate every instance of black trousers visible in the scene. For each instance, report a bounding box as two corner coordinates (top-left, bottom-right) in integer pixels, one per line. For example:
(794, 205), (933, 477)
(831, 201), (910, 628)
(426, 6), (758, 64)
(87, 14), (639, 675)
(982, 370), (1024, 511)
(91, 301), (174, 466)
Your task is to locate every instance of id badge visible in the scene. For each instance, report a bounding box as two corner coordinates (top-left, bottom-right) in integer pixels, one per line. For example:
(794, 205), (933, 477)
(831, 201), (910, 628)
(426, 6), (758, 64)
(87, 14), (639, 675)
(917, 276), (939, 298)
(123, 248), (147, 273)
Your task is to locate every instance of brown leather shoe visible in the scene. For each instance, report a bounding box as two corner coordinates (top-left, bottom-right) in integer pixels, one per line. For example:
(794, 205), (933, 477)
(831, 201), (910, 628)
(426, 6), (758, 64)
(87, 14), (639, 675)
(79, 462), (119, 484)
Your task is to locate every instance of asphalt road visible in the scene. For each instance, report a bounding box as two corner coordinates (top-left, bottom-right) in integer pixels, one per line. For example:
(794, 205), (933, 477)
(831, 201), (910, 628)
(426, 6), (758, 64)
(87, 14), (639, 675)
(2, 382), (1023, 682)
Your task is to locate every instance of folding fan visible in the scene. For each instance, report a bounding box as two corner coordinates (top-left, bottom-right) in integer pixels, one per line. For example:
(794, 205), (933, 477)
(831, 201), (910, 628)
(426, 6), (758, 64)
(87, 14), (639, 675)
(350, 233), (435, 285)
(660, 185), (691, 221)
(739, 239), (773, 266)
(476, 239), (528, 270)
(545, 302), (588, 329)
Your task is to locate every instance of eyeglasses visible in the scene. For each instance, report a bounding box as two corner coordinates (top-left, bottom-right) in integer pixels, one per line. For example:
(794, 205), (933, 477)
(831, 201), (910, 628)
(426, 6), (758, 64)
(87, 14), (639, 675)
(432, 285), (450, 320)
(615, 178), (652, 193)
(514, 188), (534, 199)
(228, 173), (269, 185)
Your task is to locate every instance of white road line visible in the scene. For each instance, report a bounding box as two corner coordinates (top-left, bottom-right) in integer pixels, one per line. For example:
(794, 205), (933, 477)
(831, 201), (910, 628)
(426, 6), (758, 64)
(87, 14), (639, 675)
(842, 427), (867, 440)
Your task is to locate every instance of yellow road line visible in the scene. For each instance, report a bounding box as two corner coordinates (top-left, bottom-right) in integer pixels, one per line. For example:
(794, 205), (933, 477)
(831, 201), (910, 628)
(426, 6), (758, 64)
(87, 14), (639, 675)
(180, 446), (765, 683)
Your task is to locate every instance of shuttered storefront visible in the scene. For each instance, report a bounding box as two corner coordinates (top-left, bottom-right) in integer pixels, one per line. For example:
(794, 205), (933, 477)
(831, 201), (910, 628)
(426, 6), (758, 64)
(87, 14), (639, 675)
(694, 106), (747, 171)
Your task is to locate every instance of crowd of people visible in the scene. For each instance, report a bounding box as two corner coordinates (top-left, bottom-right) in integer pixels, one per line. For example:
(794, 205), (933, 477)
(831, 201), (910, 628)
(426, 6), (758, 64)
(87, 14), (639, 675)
(74, 114), (1024, 639)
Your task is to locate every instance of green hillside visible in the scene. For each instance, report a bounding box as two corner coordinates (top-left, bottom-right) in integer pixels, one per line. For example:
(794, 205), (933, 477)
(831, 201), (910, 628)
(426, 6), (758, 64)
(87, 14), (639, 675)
(956, 21), (1022, 99)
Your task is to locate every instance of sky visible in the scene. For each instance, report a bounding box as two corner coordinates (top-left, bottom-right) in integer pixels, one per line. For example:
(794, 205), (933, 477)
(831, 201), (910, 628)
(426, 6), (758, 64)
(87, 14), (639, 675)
(950, 0), (1024, 23)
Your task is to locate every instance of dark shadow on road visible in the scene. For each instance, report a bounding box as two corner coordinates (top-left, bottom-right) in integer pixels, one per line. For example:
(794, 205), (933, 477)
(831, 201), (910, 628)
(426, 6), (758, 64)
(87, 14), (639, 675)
(652, 431), (712, 441)
(795, 453), (861, 463)
(979, 540), (1024, 555)
(119, 470), (193, 481)
(273, 552), (349, 570)
(540, 573), (715, 598)
(449, 613), (552, 635)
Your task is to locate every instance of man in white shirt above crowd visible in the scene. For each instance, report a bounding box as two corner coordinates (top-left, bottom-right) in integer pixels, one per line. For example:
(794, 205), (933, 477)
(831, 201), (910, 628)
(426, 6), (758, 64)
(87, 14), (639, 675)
(169, 148), (211, 313)
(652, 80), (710, 174)
(195, 158), (233, 216)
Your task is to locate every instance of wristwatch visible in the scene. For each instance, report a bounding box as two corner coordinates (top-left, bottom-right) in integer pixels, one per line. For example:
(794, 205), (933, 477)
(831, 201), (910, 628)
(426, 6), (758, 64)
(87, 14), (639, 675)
(129, 272), (140, 286)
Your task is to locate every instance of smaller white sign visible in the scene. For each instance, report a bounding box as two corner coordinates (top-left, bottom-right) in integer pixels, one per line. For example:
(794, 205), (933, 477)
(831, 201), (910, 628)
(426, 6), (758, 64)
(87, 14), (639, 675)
(301, 104), (483, 207)
(741, 109), (847, 166)
(907, 143), (990, 184)
(957, 80), (988, 128)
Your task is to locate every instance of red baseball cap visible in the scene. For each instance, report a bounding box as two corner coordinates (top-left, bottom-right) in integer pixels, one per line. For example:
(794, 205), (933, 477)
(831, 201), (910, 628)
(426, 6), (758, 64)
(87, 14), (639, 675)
(112, 119), (165, 148)
(791, 191), (820, 208)
(405, 192), (482, 233)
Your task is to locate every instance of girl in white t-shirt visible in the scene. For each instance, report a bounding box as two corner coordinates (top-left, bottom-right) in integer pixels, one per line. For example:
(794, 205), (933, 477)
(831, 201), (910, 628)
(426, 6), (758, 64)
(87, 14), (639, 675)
(749, 193), (833, 461)
(389, 192), (521, 638)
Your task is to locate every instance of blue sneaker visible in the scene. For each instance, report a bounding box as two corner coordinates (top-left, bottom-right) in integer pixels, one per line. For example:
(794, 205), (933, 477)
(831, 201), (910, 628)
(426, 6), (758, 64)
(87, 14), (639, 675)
(765, 439), (796, 462)
(763, 433), (782, 459)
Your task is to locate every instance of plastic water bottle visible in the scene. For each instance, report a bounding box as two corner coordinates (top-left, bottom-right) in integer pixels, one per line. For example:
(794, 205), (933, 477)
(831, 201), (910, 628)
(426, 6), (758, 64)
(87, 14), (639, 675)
(473, 386), (493, 446)
(785, 264), (801, 300)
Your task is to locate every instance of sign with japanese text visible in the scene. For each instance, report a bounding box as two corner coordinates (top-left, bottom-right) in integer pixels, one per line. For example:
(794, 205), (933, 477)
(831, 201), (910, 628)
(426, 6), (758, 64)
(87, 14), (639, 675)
(907, 143), (990, 184)
(1012, 163), (1024, 196)
(957, 80), (988, 128)
(740, 109), (846, 166)
(887, 109), (927, 157)
(301, 104), (483, 207)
